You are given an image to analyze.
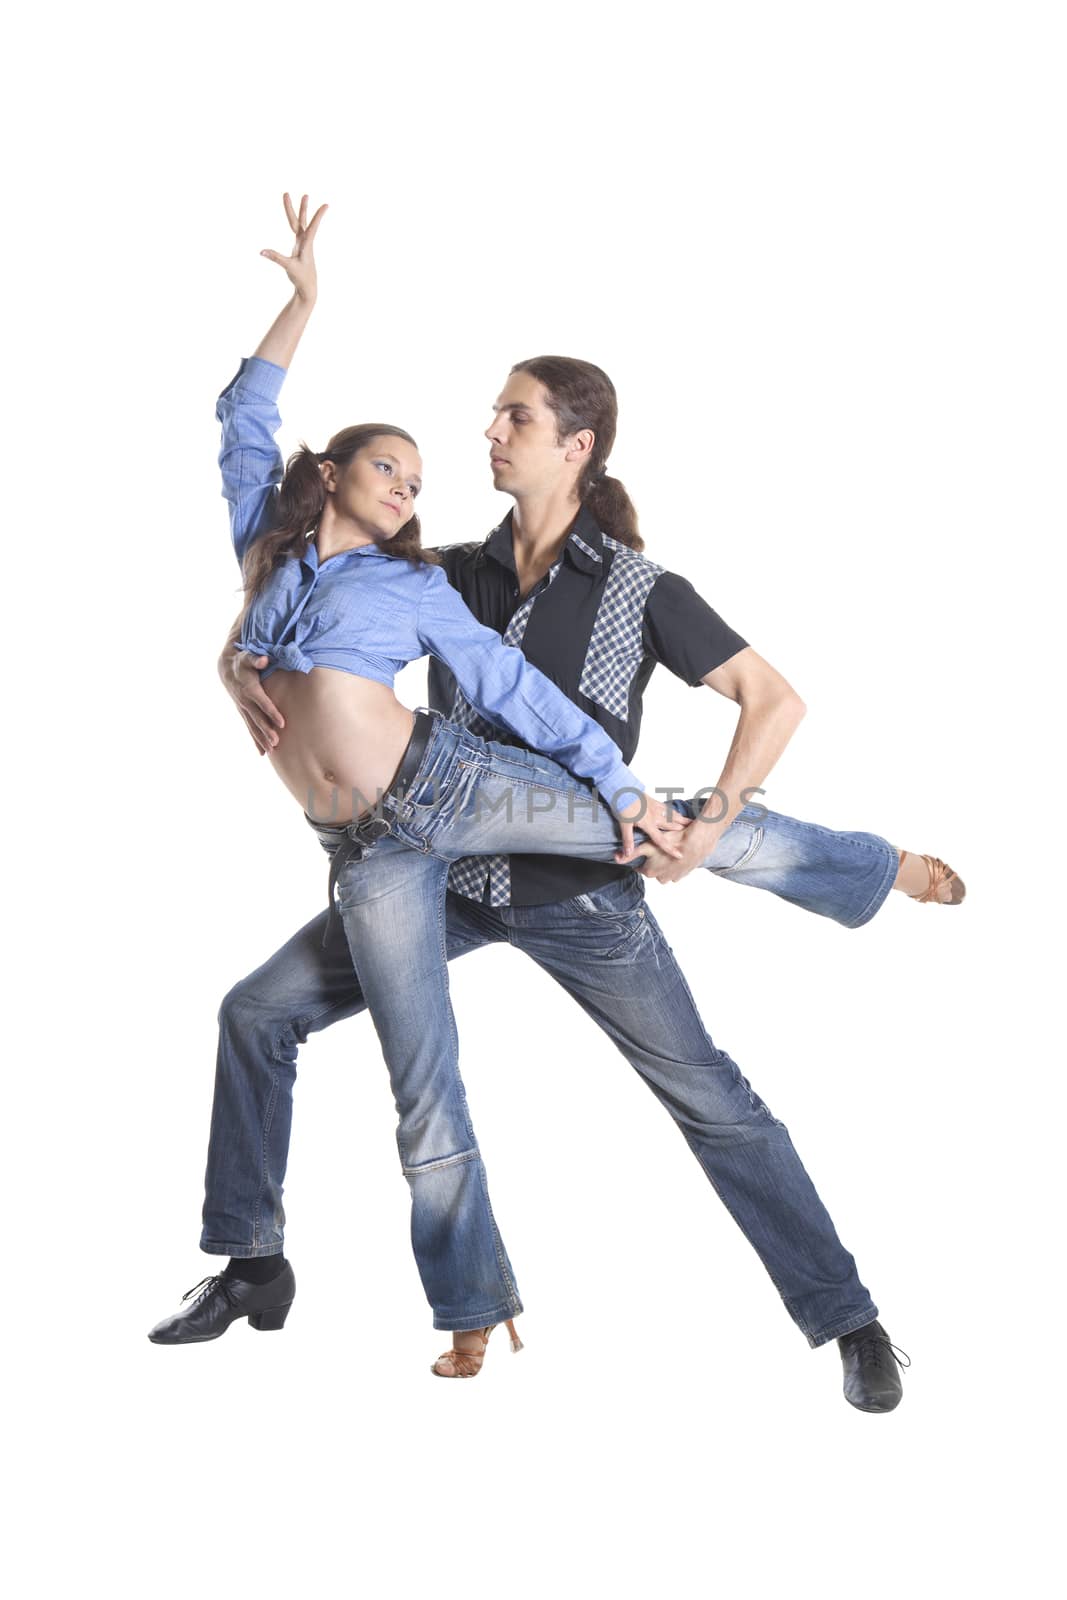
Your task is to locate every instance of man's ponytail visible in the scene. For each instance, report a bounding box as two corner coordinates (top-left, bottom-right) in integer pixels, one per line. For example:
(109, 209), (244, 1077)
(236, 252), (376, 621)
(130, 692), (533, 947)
(583, 473), (643, 552)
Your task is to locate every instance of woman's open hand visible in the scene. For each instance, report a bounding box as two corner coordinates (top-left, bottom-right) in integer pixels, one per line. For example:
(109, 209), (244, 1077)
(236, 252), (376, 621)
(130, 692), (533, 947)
(260, 192), (328, 302)
(614, 793), (690, 864)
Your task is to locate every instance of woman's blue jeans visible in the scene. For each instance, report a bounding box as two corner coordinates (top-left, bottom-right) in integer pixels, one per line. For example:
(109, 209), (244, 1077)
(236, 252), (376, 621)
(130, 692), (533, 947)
(299, 711), (898, 1333)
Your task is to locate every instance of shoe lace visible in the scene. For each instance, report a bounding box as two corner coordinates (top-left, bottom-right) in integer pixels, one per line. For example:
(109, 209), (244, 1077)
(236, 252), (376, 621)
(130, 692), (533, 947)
(433, 1347), (486, 1377)
(433, 1327), (491, 1377)
(856, 1332), (911, 1371)
(180, 1274), (233, 1308)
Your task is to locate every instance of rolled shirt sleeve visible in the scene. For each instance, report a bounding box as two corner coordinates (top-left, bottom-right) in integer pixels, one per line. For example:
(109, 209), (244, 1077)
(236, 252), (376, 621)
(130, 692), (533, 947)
(216, 356), (288, 567)
(417, 566), (643, 803)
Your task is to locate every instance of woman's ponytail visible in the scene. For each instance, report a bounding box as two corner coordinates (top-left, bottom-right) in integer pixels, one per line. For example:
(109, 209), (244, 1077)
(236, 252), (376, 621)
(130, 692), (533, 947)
(240, 443), (327, 605)
(275, 446), (328, 552)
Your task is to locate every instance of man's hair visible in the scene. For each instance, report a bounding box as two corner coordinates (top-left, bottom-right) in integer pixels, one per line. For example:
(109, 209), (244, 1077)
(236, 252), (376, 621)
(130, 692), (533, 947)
(510, 356), (643, 551)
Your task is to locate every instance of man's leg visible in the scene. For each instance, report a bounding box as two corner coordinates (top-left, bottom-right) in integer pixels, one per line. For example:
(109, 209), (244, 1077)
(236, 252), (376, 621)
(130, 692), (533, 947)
(501, 873), (879, 1348)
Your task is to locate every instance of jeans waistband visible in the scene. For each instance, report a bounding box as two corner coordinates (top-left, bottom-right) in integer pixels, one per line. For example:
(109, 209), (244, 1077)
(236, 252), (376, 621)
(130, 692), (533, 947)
(308, 708), (440, 947)
(390, 707), (438, 802)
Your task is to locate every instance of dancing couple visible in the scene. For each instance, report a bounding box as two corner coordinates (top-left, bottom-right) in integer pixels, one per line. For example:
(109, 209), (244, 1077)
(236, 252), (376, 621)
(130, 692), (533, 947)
(148, 195), (963, 1413)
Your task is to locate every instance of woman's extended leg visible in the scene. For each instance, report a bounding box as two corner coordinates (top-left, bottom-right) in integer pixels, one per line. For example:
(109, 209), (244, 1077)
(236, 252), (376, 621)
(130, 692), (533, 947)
(319, 827), (523, 1333)
(384, 722), (911, 929)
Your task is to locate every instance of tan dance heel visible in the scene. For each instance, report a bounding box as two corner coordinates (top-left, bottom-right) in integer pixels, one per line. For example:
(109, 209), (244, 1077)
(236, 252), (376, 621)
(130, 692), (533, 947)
(431, 1318), (524, 1378)
(901, 850), (966, 904)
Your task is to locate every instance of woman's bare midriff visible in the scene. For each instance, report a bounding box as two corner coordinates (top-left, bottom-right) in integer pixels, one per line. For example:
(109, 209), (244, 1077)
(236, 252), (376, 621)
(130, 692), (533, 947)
(264, 668), (417, 823)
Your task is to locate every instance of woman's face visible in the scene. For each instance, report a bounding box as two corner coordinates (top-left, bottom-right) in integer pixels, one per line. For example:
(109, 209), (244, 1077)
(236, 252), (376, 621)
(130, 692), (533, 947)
(327, 435), (423, 541)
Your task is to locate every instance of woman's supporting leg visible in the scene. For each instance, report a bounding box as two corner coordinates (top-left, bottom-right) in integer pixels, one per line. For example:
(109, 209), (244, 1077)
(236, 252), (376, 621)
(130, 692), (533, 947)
(332, 833), (523, 1331)
(200, 901), (498, 1261)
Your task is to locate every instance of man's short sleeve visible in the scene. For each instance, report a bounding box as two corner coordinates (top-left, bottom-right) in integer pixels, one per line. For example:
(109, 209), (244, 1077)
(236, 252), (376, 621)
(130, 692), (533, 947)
(643, 570), (749, 685)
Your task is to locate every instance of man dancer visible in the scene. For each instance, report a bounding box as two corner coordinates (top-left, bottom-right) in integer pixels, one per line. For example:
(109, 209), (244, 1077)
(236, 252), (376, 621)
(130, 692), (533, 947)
(154, 349), (948, 1410)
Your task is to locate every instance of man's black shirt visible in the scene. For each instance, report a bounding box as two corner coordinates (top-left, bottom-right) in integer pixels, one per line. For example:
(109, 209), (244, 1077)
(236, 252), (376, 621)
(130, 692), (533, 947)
(428, 505), (747, 906)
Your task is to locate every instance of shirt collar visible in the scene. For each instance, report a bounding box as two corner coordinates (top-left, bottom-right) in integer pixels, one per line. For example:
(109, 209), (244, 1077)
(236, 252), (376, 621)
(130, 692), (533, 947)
(299, 538), (389, 574)
(484, 505), (606, 578)
(563, 505), (606, 572)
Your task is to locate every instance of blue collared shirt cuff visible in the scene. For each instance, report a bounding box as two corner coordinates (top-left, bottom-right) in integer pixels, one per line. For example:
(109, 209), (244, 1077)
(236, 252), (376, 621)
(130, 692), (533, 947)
(229, 355), (288, 402)
(602, 762), (644, 807)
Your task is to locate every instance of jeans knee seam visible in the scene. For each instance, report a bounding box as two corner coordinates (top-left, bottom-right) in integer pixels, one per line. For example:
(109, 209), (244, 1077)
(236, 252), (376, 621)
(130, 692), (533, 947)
(401, 1147), (479, 1176)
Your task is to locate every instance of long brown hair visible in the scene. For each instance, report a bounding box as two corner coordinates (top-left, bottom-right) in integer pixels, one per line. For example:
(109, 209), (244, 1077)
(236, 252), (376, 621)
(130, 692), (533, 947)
(510, 356), (644, 552)
(241, 424), (438, 606)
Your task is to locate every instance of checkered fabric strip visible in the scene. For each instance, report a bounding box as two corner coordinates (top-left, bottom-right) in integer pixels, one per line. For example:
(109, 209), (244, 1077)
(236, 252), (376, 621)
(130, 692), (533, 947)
(577, 538), (663, 721)
(448, 560), (564, 905)
(569, 531), (603, 565)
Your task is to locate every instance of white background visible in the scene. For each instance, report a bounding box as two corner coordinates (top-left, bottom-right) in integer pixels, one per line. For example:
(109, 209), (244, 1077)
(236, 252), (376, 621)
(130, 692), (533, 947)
(6, 2), (1062, 1596)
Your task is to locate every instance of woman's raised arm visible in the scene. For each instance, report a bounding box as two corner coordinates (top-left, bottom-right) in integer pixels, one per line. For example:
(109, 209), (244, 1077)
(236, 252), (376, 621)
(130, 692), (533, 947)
(217, 194), (328, 565)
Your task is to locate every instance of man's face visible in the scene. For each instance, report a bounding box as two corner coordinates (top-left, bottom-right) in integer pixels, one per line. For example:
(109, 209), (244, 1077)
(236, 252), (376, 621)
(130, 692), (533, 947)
(485, 372), (574, 498)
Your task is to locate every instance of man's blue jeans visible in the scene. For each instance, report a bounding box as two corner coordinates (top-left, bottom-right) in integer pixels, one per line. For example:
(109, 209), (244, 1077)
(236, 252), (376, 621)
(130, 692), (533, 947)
(202, 721), (896, 1344)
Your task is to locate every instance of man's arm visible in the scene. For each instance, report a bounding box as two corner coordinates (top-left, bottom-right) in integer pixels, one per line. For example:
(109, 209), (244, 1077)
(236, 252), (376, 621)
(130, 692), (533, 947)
(217, 619), (285, 754)
(638, 645), (806, 883)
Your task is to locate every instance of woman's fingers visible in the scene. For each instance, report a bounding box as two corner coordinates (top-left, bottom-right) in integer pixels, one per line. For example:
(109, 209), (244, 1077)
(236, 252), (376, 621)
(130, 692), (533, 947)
(281, 191), (326, 238)
(615, 792), (673, 861)
(303, 202), (328, 247)
(616, 794), (688, 858)
(260, 249), (291, 267)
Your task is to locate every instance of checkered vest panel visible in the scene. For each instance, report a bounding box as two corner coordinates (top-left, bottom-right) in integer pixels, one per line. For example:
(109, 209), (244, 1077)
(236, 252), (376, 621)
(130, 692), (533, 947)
(577, 538), (663, 722)
(447, 559), (564, 905)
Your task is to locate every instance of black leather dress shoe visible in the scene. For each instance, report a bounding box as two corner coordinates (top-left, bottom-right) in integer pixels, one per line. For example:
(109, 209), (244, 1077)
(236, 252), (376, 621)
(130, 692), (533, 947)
(147, 1264), (296, 1345)
(837, 1319), (910, 1412)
